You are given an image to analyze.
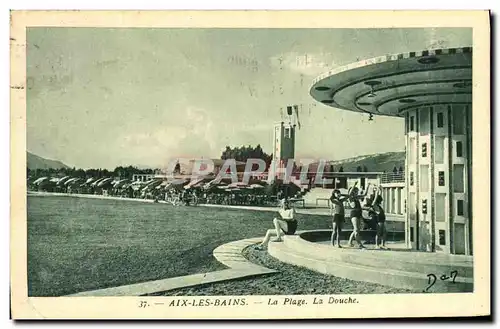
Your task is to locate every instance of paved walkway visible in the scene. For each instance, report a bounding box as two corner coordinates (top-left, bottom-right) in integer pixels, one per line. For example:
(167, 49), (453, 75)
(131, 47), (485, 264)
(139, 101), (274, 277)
(66, 237), (276, 297)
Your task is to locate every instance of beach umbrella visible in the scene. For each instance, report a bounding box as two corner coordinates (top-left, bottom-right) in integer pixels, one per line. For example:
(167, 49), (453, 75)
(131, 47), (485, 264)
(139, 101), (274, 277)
(33, 177), (49, 185)
(97, 177), (114, 187)
(49, 177), (60, 183)
(85, 177), (96, 184)
(250, 184), (264, 188)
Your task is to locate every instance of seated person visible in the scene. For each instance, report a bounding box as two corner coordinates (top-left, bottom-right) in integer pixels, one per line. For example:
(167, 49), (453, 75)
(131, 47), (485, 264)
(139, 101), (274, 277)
(256, 199), (297, 250)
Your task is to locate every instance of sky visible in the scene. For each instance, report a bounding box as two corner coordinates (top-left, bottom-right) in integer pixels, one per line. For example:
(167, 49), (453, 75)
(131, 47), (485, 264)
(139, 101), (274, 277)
(26, 27), (472, 169)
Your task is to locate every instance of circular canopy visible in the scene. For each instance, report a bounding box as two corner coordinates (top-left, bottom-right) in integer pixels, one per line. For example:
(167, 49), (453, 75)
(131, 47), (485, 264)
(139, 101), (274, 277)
(310, 47), (472, 118)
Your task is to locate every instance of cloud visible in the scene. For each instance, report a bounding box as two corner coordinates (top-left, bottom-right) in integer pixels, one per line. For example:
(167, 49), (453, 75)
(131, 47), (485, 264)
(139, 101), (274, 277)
(117, 106), (219, 167)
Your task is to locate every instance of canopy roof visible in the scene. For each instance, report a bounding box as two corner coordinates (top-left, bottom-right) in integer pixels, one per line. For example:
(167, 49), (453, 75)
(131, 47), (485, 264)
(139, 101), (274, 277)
(310, 47), (472, 117)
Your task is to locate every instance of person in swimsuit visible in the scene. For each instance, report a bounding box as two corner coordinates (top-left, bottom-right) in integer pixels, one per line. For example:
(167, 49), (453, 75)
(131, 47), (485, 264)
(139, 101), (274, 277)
(347, 182), (370, 249)
(330, 189), (347, 248)
(370, 194), (387, 249)
(256, 199), (297, 250)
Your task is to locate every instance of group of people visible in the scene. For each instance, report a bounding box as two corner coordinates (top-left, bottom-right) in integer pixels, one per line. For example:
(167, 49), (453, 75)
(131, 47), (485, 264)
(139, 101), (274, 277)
(256, 182), (387, 250)
(330, 182), (387, 249)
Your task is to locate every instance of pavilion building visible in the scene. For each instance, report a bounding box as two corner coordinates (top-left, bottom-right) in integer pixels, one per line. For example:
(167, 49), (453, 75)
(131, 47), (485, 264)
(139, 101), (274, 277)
(310, 47), (472, 255)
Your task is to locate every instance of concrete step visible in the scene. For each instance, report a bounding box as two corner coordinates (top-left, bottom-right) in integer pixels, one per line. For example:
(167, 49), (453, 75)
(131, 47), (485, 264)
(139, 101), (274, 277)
(339, 251), (473, 279)
(283, 235), (473, 278)
(268, 241), (473, 293)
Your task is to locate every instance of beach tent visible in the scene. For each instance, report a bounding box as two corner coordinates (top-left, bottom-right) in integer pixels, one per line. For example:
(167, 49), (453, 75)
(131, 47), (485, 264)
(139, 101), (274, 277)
(114, 179), (131, 189)
(121, 183), (132, 190)
(66, 178), (82, 186)
(141, 179), (163, 192)
(165, 179), (189, 191)
(64, 177), (79, 186)
(131, 181), (146, 191)
(33, 177), (49, 185)
(155, 180), (170, 189)
(91, 178), (106, 187)
(183, 177), (205, 190)
(57, 176), (71, 186)
(97, 178), (114, 187)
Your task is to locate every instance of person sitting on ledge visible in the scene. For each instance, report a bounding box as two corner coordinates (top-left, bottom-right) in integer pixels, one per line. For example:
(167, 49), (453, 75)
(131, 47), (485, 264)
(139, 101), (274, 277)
(256, 198), (297, 250)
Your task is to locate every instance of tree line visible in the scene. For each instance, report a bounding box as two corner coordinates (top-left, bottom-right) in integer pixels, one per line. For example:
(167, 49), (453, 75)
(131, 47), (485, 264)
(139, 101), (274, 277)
(220, 144), (273, 165)
(27, 165), (161, 180)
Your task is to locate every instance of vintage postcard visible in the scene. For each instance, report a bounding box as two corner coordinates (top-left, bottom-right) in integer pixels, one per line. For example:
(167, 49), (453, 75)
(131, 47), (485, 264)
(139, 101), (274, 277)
(10, 10), (491, 319)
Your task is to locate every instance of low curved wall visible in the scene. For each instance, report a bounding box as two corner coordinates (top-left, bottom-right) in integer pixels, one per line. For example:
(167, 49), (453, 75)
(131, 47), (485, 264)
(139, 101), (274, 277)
(268, 230), (473, 292)
(299, 229), (405, 243)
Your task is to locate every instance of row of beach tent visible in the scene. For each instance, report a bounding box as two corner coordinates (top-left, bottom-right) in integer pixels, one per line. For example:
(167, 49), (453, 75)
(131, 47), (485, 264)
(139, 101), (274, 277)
(29, 175), (268, 193)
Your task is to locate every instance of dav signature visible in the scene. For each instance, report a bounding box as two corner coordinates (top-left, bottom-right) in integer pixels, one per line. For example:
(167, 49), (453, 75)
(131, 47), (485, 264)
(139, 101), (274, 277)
(423, 270), (458, 292)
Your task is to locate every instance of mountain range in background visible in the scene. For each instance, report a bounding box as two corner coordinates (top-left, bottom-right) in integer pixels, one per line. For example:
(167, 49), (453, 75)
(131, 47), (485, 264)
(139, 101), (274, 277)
(325, 151), (405, 173)
(27, 151), (405, 173)
(27, 152), (70, 170)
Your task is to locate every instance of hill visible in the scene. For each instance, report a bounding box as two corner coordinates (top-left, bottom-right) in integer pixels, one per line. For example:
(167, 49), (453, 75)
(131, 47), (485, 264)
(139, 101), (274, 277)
(328, 151), (405, 173)
(27, 152), (70, 170)
(307, 151), (405, 173)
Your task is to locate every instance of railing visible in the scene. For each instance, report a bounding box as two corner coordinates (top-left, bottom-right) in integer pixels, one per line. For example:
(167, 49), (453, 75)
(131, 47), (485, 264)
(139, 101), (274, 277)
(381, 172), (405, 184)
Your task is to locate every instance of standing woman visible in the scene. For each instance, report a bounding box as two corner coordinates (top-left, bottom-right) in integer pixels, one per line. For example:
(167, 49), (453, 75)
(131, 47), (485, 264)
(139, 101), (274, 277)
(371, 194), (387, 249)
(330, 189), (347, 248)
(347, 182), (370, 248)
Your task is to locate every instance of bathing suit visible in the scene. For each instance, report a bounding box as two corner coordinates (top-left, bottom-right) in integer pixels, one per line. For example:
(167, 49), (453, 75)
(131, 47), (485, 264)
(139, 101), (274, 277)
(373, 205), (386, 223)
(331, 198), (345, 215)
(279, 208), (297, 235)
(349, 199), (362, 218)
(282, 220), (297, 235)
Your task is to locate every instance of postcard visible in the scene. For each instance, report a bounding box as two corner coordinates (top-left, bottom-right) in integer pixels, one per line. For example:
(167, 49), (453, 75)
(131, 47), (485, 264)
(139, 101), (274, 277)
(10, 10), (490, 319)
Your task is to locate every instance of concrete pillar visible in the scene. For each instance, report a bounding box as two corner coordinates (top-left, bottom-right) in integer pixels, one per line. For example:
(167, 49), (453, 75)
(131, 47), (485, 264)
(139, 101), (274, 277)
(405, 104), (472, 254)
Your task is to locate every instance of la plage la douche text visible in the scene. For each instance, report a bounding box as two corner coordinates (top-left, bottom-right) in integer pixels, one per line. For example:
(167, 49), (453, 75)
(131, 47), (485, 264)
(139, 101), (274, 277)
(167, 296), (359, 307)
